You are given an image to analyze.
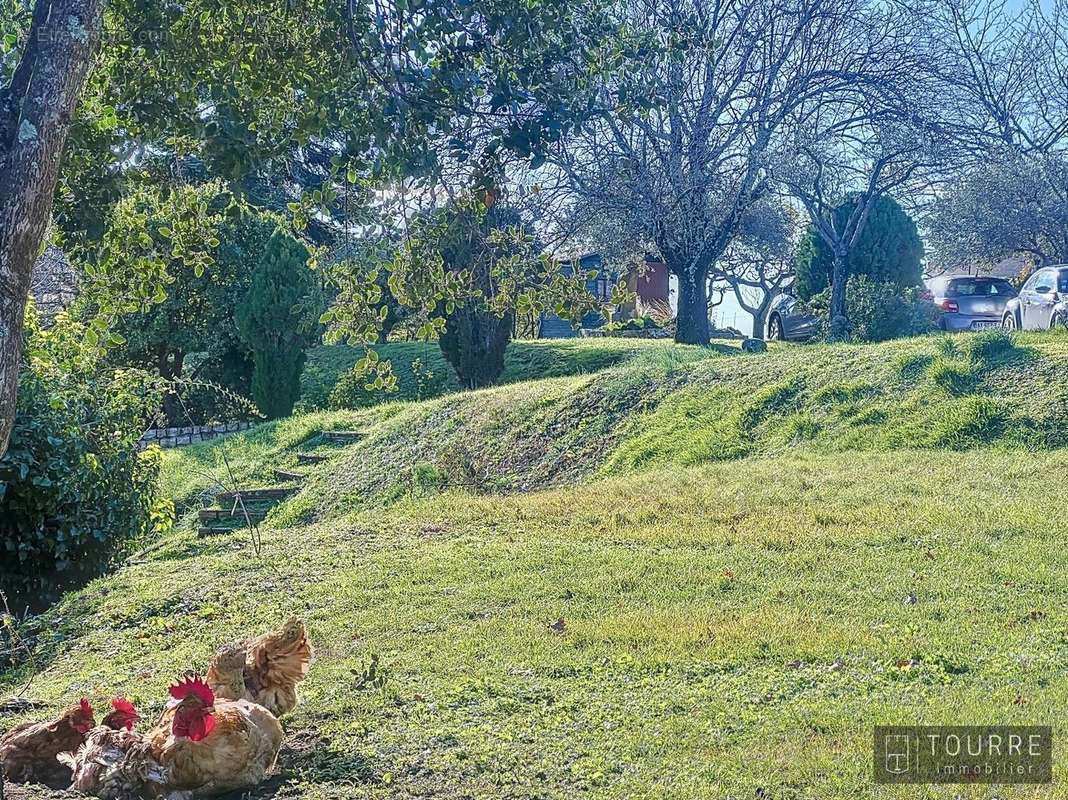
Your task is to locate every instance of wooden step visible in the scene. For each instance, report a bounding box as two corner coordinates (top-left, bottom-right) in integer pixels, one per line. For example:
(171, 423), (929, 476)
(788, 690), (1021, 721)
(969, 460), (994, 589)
(214, 486), (295, 504)
(198, 526), (232, 538)
(297, 453), (330, 465)
(273, 469), (305, 482)
(321, 430), (367, 444)
(199, 507), (267, 523)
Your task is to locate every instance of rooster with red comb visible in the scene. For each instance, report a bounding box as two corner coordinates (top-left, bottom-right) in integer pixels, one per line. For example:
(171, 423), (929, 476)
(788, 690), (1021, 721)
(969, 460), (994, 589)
(146, 674), (283, 796)
(102, 697), (141, 731)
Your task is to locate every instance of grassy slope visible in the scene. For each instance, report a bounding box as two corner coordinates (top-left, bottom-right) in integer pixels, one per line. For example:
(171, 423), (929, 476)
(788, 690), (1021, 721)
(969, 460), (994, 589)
(7, 332), (1068, 799)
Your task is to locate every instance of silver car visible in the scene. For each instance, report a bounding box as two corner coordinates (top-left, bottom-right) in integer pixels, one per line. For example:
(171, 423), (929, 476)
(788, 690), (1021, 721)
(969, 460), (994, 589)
(925, 275), (1016, 332)
(766, 292), (818, 341)
(1002, 265), (1068, 330)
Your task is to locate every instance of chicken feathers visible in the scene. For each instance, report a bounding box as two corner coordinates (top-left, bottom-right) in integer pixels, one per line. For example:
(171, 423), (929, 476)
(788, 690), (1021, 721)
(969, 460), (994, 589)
(0, 699), (94, 788)
(208, 617), (313, 718)
(243, 617), (313, 717)
(147, 675), (283, 797)
(60, 725), (166, 800)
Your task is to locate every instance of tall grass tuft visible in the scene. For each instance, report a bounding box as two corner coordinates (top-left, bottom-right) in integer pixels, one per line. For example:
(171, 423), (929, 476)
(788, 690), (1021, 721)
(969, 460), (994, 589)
(926, 357), (978, 396)
(962, 328), (1017, 366)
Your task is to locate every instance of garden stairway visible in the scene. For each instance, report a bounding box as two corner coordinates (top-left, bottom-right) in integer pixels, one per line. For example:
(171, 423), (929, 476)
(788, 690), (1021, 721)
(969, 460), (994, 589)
(196, 429), (367, 536)
(197, 485), (300, 537)
(295, 429), (367, 465)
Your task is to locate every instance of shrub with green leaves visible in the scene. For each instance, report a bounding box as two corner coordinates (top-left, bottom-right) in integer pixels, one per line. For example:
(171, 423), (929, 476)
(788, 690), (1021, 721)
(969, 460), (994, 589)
(807, 275), (937, 342)
(847, 276), (938, 342)
(329, 361), (393, 410)
(0, 311), (172, 610)
(236, 229), (322, 419)
(92, 186), (283, 425)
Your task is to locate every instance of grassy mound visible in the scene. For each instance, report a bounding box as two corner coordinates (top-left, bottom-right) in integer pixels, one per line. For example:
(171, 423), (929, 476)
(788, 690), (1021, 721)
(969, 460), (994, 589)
(7, 331), (1068, 799)
(299, 338), (664, 410)
(170, 330), (1068, 518)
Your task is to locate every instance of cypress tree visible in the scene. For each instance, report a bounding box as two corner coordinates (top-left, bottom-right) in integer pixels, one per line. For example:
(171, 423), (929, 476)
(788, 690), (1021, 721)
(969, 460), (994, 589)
(794, 195), (924, 301)
(236, 230), (319, 419)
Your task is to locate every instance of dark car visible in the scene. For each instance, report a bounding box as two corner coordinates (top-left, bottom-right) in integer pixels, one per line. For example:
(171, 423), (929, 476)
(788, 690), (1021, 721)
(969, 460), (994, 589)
(1003, 265), (1068, 330)
(924, 275), (1017, 332)
(766, 292), (818, 341)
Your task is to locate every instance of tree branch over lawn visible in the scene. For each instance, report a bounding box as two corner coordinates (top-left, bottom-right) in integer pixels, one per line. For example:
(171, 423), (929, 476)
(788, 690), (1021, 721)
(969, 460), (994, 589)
(772, 5), (949, 336)
(921, 0), (1068, 272)
(713, 197), (801, 338)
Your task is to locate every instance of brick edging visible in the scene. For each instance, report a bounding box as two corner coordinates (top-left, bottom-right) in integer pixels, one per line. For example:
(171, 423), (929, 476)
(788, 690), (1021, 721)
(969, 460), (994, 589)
(139, 421), (254, 450)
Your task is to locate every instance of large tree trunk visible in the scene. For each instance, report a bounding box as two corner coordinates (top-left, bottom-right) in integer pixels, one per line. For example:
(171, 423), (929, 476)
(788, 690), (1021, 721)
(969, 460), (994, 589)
(828, 252), (849, 340)
(751, 302), (770, 341)
(675, 269), (711, 345)
(0, 0), (105, 458)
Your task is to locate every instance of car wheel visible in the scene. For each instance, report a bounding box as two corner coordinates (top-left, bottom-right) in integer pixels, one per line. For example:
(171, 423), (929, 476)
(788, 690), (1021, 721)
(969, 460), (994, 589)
(1002, 312), (1017, 331)
(768, 314), (784, 341)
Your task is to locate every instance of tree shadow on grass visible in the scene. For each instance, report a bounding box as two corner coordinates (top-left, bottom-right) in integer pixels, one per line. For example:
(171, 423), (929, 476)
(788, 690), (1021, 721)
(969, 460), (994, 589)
(219, 727), (374, 799)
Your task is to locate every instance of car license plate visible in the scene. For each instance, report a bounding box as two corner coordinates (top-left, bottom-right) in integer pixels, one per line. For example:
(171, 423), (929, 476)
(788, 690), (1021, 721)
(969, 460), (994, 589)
(971, 321), (998, 330)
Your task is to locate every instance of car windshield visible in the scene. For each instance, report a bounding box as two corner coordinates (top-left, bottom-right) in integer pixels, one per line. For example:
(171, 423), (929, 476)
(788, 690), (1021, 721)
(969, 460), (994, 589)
(946, 278), (1015, 297)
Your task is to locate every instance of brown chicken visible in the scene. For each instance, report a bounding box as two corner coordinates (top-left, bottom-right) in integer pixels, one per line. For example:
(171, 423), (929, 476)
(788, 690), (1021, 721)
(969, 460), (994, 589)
(204, 642), (247, 705)
(0, 698), (95, 788)
(146, 675), (283, 797)
(207, 617), (313, 717)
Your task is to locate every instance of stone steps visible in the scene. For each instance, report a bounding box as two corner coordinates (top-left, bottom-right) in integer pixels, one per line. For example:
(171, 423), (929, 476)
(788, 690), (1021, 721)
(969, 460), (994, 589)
(273, 469), (306, 482)
(320, 430), (367, 444)
(214, 486), (296, 504)
(196, 427), (365, 538)
(199, 506), (269, 523)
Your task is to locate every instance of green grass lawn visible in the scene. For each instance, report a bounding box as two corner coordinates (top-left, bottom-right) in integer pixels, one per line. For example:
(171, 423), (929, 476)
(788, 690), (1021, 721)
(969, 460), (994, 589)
(6, 332), (1068, 799)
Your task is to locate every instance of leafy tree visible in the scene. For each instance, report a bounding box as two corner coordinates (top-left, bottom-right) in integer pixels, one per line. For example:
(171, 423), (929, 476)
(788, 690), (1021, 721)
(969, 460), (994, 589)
(927, 155), (1068, 271)
(437, 204), (527, 389)
(794, 195), (923, 301)
(0, 0), (614, 456)
(91, 184), (281, 423)
(326, 195), (612, 390)
(236, 230), (321, 419)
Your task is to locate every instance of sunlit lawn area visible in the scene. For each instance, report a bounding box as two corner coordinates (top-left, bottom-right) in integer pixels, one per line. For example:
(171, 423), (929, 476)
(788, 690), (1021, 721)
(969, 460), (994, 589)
(6, 445), (1068, 798)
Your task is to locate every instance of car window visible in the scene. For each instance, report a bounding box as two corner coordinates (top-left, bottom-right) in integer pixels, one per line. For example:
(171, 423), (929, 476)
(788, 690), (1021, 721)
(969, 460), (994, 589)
(946, 278), (1015, 297)
(1035, 270), (1055, 292)
(1059, 272), (1068, 292)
